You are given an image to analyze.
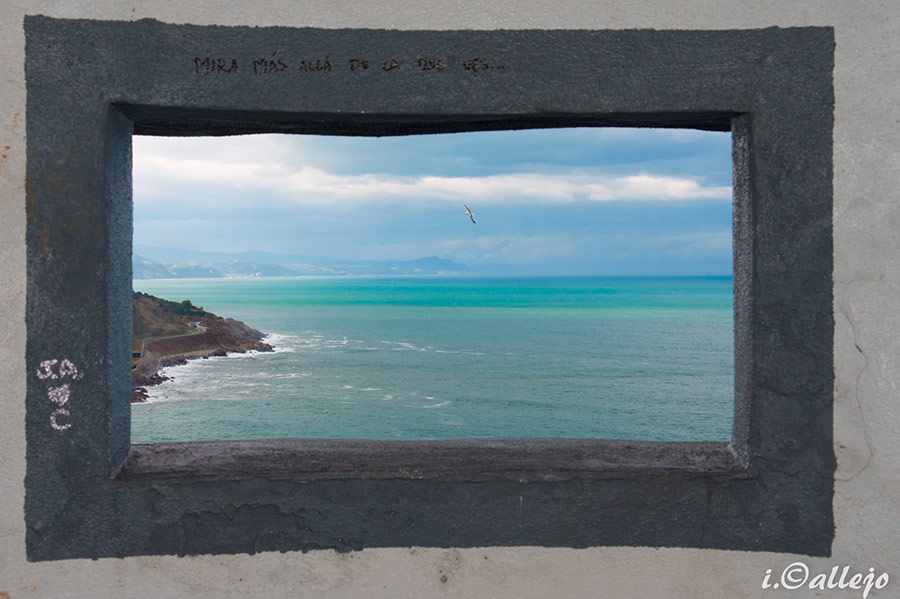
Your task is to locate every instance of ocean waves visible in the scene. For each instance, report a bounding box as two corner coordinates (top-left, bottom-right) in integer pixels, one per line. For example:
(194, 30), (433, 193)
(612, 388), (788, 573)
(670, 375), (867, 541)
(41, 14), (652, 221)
(131, 276), (734, 443)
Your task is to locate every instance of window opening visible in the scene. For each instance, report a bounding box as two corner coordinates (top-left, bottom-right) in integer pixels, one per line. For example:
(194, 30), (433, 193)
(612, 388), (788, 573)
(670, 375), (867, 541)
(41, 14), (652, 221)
(130, 127), (734, 443)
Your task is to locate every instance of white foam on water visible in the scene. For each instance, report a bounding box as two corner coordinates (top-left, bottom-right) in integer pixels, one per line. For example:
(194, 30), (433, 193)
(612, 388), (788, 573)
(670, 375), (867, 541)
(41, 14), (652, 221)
(266, 372), (309, 379)
(139, 346), (285, 403)
(373, 339), (491, 355)
(263, 333), (297, 353)
(379, 340), (426, 352)
(270, 346), (296, 354)
(419, 400), (451, 409)
(296, 333), (367, 351)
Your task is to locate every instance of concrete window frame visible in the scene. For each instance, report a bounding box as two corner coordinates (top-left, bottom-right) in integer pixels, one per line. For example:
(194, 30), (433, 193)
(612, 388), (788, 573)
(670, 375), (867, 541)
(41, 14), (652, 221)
(24, 17), (835, 560)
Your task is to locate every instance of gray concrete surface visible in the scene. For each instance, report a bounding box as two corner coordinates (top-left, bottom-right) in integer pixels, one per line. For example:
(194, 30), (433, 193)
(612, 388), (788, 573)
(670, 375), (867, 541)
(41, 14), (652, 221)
(1, 2), (898, 597)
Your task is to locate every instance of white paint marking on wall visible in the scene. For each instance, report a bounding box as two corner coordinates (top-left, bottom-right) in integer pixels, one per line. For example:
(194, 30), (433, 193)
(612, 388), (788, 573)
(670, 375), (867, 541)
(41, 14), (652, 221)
(59, 358), (82, 380)
(37, 358), (82, 431)
(47, 383), (70, 405)
(36, 358), (58, 379)
(49, 408), (71, 431)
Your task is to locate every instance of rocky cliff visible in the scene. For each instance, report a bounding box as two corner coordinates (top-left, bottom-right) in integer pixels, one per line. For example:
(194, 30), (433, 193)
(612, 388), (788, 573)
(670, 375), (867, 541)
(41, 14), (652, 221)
(132, 291), (274, 402)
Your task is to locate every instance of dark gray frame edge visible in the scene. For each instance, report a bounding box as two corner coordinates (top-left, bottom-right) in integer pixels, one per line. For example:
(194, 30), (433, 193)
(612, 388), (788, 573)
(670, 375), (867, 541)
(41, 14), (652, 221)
(24, 17), (834, 560)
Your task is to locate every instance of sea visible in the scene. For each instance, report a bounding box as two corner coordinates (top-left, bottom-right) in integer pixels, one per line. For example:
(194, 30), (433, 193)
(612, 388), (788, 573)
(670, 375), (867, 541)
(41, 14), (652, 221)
(131, 276), (734, 444)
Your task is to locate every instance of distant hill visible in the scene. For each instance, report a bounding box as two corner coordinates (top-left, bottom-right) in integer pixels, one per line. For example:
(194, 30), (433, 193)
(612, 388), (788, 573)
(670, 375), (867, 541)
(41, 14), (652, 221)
(132, 246), (469, 279)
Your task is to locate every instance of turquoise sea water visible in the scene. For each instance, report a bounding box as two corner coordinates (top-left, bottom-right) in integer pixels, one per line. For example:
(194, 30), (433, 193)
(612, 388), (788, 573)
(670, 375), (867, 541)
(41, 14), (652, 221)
(131, 276), (734, 443)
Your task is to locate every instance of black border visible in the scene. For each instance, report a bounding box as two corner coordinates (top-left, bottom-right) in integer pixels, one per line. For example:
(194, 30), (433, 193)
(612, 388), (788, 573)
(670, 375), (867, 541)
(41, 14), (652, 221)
(24, 18), (834, 560)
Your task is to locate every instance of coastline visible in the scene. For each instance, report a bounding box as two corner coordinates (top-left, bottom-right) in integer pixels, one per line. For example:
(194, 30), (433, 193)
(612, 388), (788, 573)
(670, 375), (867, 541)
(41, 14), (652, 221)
(133, 333), (292, 404)
(132, 340), (276, 403)
(131, 291), (276, 402)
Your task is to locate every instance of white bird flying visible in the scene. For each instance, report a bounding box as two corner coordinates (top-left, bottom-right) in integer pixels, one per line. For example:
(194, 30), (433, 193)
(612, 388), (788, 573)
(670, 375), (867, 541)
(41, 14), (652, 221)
(464, 204), (476, 224)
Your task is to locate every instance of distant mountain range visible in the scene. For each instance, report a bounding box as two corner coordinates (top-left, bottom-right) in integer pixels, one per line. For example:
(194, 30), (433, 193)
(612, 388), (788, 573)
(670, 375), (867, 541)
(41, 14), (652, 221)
(132, 245), (469, 279)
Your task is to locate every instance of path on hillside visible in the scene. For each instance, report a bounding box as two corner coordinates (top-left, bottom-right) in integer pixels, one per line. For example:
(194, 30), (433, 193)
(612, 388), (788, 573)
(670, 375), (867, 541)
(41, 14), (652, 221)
(136, 321), (207, 358)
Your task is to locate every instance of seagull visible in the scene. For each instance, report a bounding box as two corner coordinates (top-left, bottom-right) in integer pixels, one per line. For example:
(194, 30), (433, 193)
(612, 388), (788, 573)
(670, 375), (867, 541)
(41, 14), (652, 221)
(464, 204), (476, 224)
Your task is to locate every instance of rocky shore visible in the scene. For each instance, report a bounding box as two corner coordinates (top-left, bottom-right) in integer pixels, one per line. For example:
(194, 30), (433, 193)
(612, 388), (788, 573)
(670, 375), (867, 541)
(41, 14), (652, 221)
(132, 292), (274, 402)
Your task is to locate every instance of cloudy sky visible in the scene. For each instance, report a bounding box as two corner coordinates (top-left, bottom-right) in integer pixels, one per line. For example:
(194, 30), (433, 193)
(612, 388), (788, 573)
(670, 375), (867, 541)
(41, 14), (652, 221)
(133, 127), (732, 275)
